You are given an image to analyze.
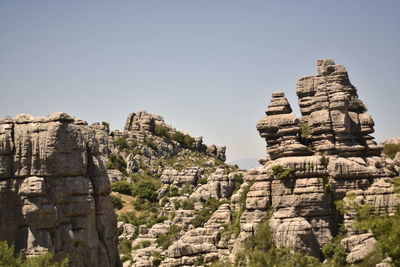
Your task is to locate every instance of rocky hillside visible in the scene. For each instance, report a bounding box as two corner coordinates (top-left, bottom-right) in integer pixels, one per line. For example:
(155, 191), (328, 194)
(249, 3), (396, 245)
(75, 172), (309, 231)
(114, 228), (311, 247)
(103, 60), (400, 267)
(91, 110), (243, 266)
(1, 59), (399, 267)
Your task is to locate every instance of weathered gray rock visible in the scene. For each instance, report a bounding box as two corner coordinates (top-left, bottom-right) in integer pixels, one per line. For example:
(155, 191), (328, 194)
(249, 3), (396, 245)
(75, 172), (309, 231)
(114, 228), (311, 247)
(342, 233), (376, 264)
(191, 168), (239, 201)
(237, 60), (400, 264)
(256, 92), (312, 160)
(0, 113), (119, 267)
(160, 167), (203, 186)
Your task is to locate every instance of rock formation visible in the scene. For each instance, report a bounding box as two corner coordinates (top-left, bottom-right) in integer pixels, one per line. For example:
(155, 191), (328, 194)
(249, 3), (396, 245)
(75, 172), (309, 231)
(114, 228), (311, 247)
(110, 60), (398, 266)
(248, 59), (399, 262)
(0, 113), (119, 266)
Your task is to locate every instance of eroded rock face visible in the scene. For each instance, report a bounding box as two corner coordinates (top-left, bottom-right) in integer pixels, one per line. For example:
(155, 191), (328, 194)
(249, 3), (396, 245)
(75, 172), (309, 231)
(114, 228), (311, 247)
(0, 113), (119, 267)
(247, 60), (399, 262)
(296, 59), (380, 156)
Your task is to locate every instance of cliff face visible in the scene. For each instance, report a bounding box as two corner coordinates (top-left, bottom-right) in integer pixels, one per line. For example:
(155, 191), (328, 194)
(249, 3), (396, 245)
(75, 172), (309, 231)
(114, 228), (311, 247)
(0, 113), (119, 266)
(249, 60), (399, 262)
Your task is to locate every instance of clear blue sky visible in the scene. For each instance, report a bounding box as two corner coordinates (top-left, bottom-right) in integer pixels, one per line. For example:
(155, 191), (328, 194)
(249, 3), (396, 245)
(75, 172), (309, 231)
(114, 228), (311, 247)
(1, 1), (399, 167)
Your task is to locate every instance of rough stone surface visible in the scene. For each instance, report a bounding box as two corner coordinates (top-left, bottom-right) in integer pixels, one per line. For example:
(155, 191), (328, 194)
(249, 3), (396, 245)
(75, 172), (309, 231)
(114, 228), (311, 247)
(246, 60), (399, 263)
(0, 113), (119, 267)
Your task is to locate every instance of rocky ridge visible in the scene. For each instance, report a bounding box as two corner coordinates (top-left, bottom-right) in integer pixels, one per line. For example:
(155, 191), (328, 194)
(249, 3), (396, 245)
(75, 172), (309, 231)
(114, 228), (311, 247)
(94, 111), (242, 266)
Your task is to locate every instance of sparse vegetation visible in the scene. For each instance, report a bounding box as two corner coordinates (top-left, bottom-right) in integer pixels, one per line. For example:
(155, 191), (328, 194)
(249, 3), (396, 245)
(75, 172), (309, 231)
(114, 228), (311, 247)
(110, 194), (123, 209)
(171, 131), (195, 149)
(154, 124), (171, 139)
(226, 181), (254, 238)
(111, 181), (133, 195)
(300, 122), (312, 138)
(198, 177), (208, 184)
(321, 224), (347, 266)
(131, 174), (162, 203)
(0, 241), (68, 267)
(236, 218), (322, 267)
(192, 199), (228, 227)
(101, 121), (110, 132)
(272, 165), (294, 179)
(181, 199), (195, 210)
(232, 173), (244, 193)
(180, 184), (193, 195)
(144, 138), (158, 151)
(156, 225), (182, 249)
(133, 240), (151, 250)
(118, 239), (132, 260)
(105, 153), (127, 174)
(383, 143), (400, 159)
(152, 250), (164, 266)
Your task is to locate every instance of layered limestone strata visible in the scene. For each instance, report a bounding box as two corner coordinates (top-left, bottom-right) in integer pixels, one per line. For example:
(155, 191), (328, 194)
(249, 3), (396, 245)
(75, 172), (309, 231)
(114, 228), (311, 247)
(0, 113), (119, 266)
(247, 60), (399, 262)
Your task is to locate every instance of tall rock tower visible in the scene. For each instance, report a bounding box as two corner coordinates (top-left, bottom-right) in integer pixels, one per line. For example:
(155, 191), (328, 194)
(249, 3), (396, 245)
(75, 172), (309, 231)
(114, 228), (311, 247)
(250, 60), (399, 263)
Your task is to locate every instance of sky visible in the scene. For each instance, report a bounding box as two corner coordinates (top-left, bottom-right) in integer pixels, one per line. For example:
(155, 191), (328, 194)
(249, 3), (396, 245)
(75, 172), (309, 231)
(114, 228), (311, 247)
(1, 1), (399, 168)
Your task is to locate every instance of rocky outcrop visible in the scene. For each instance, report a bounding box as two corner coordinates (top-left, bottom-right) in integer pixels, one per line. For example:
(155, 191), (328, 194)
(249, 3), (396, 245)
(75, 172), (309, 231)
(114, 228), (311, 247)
(237, 60), (399, 263)
(256, 91), (312, 160)
(296, 59), (380, 157)
(0, 113), (119, 266)
(191, 168), (239, 201)
(122, 110), (226, 164)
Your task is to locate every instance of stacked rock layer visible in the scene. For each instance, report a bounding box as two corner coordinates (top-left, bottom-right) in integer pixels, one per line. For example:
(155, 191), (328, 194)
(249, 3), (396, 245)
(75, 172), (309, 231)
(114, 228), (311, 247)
(251, 60), (399, 261)
(0, 113), (119, 267)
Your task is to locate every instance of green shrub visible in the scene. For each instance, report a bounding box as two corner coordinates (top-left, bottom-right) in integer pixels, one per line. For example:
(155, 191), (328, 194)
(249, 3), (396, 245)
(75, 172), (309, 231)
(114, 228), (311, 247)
(110, 194), (123, 209)
(194, 255), (204, 266)
(106, 153), (126, 174)
(0, 241), (68, 267)
(198, 177), (208, 185)
(321, 224), (347, 266)
(272, 165), (294, 179)
(128, 139), (140, 155)
(181, 199), (195, 210)
(239, 218), (321, 267)
(118, 239), (132, 256)
(111, 181), (133, 195)
(173, 200), (181, 210)
(161, 197), (169, 206)
(180, 184), (193, 195)
(233, 173), (244, 193)
(101, 121), (110, 132)
(131, 176), (161, 202)
(383, 143), (400, 159)
(117, 212), (137, 224)
(133, 198), (158, 212)
(144, 138), (158, 151)
(116, 137), (129, 150)
(171, 131), (195, 149)
(133, 241), (151, 250)
(156, 225), (182, 249)
(167, 186), (180, 197)
(320, 155), (330, 169)
(354, 204), (400, 266)
(192, 199), (228, 227)
(117, 211), (164, 228)
(152, 251), (164, 266)
(300, 122), (312, 138)
(154, 124), (171, 139)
